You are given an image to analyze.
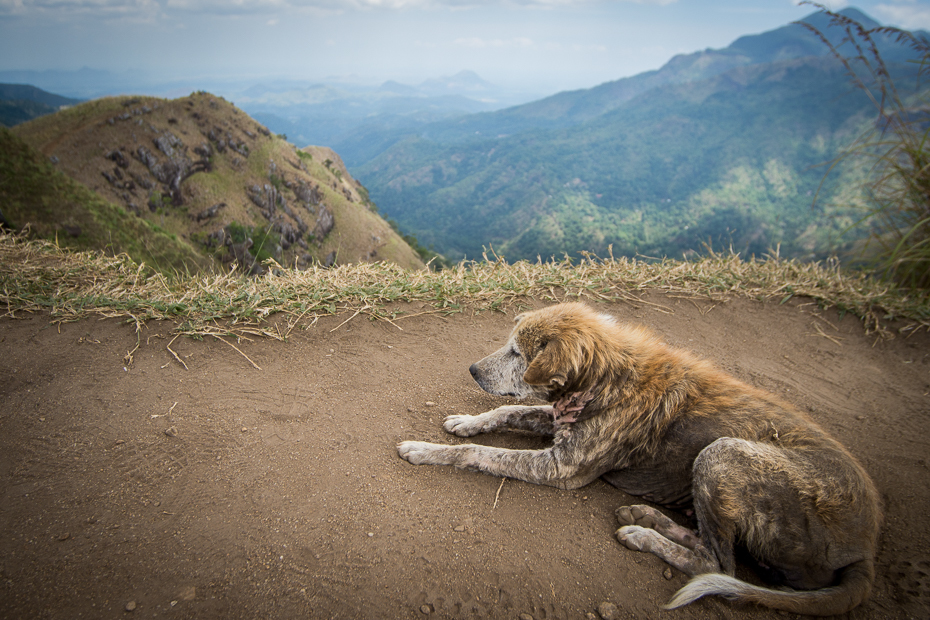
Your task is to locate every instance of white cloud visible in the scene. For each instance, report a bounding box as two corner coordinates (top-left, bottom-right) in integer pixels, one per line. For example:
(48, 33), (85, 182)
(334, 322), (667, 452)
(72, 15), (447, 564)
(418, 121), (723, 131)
(0, 0), (164, 22)
(875, 2), (930, 30)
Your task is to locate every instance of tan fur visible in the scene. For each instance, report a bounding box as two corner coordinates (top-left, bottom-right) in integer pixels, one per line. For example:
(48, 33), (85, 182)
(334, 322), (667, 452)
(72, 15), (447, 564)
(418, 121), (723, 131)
(398, 302), (882, 615)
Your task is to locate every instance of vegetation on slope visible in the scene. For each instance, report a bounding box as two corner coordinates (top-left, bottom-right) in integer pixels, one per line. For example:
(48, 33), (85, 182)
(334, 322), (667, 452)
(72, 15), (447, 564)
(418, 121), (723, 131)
(360, 57), (885, 262)
(356, 8), (928, 265)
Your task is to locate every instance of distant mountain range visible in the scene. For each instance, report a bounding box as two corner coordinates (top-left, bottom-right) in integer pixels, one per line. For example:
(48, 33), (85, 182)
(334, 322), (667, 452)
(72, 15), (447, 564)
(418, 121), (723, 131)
(239, 71), (541, 163)
(3, 7), (927, 269)
(0, 83), (82, 127)
(0, 68), (543, 171)
(354, 8), (930, 262)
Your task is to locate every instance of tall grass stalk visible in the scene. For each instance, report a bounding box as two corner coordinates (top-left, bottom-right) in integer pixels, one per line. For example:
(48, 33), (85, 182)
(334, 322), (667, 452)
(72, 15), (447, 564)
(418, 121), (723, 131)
(801, 4), (930, 289)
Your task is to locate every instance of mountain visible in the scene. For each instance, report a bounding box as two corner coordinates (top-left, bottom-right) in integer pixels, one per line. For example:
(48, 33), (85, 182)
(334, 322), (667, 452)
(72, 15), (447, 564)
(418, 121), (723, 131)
(234, 72), (544, 167)
(0, 68), (122, 99)
(354, 8), (929, 262)
(0, 83), (83, 127)
(6, 93), (425, 274)
(0, 83), (82, 108)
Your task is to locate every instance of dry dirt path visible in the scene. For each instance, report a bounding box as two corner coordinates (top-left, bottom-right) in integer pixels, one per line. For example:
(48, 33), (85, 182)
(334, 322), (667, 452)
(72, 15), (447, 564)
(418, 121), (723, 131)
(1, 294), (928, 619)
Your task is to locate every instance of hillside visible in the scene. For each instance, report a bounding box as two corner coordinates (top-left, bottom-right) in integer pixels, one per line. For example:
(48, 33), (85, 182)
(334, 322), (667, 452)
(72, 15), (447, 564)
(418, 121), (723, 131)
(355, 8), (929, 262)
(407, 8), (892, 142)
(8, 92), (425, 274)
(359, 56), (881, 261)
(0, 127), (211, 273)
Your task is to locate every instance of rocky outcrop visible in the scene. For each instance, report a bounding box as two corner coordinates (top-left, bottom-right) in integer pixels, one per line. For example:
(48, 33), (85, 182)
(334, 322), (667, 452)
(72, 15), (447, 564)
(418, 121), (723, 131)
(311, 205), (334, 242)
(128, 130), (211, 206)
(193, 203), (225, 222)
(207, 126), (249, 157)
(294, 180), (323, 207)
(224, 235), (265, 276)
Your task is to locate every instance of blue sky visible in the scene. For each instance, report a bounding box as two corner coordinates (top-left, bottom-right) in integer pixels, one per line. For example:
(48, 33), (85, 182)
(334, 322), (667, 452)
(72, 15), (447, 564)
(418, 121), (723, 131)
(1, 1), (928, 94)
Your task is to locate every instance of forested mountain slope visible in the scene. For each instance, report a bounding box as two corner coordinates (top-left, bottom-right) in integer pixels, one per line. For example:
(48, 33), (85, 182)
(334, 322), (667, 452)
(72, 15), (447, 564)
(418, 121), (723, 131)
(356, 8), (928, 262)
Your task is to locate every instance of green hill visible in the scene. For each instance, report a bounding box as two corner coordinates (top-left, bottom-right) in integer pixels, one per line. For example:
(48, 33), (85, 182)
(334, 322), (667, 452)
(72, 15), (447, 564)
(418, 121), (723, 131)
(7, 92), (425, 274)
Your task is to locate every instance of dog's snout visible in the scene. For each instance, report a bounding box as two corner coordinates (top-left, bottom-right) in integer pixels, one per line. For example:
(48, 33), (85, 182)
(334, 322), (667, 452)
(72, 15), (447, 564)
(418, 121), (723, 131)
(469, 363), (480, 379)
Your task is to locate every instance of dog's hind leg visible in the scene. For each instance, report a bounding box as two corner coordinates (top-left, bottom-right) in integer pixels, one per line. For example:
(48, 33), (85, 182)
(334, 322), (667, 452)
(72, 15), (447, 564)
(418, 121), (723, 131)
(690, 437), (860, 588)
(443, 405), (556, 437)
(615, 505), (701, 550)
(616, 525), (721, 576)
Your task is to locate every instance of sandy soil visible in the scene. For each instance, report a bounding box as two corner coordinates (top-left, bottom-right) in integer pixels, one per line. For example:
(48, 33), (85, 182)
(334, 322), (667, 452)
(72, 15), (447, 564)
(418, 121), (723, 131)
(1, 294), (928, 619)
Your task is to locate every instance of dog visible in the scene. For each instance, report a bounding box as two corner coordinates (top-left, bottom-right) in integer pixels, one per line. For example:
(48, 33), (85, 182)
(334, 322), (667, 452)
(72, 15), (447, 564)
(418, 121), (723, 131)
(398, 302), (881, 615)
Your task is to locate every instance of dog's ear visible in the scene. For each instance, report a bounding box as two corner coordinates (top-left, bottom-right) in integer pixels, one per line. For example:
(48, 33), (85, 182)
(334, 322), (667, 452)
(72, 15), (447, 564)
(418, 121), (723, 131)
(523, 339), (568, 388)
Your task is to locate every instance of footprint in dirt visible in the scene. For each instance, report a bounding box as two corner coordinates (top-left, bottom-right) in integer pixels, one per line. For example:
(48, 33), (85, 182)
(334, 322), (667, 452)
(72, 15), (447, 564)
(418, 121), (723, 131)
(889, 558), (930, 614)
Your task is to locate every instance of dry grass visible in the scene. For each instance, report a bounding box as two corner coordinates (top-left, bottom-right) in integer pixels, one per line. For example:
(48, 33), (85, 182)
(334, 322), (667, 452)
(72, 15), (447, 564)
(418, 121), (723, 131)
(1, 232), (927, 340)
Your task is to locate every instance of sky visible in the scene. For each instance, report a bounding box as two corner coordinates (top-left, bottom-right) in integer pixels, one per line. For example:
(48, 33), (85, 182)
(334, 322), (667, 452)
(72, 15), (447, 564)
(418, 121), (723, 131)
(1, 0), (929, 96)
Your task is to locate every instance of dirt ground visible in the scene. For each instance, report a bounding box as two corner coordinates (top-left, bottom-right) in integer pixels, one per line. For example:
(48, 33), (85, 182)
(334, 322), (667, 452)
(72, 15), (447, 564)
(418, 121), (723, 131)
(1, 293), (928, 620)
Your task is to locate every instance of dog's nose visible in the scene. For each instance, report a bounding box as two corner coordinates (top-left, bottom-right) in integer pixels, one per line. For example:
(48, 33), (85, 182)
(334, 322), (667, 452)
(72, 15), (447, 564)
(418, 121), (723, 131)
(469, 364), (479, 379)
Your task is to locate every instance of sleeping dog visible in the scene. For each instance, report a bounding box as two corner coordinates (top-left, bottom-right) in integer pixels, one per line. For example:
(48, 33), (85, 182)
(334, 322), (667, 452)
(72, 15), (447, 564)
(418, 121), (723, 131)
(398, 302), (881, 615)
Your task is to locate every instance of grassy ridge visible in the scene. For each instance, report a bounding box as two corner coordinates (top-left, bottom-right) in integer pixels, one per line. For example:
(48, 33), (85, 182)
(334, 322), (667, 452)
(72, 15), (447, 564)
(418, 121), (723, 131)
(1, 231), (926, 341)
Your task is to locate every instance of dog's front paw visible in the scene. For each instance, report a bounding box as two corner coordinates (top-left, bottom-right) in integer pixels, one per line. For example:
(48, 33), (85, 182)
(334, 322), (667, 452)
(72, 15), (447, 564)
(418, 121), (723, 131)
(443, 414), (482, 437)
(616, 525), (653, 552)
(397, 441), (443, 465)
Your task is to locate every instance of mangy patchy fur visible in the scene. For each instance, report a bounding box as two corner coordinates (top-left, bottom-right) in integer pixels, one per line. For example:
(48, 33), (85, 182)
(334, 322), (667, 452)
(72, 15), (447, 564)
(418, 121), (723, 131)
(397, 302), (882, 616)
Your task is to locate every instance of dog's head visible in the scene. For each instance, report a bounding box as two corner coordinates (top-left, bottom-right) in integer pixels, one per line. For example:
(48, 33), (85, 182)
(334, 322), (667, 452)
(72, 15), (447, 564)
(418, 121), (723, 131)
(470, 302), (626, 401)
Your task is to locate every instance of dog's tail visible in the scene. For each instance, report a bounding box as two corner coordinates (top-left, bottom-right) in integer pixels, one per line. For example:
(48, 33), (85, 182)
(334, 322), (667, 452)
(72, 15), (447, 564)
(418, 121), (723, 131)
(664, 559), (874, 616)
